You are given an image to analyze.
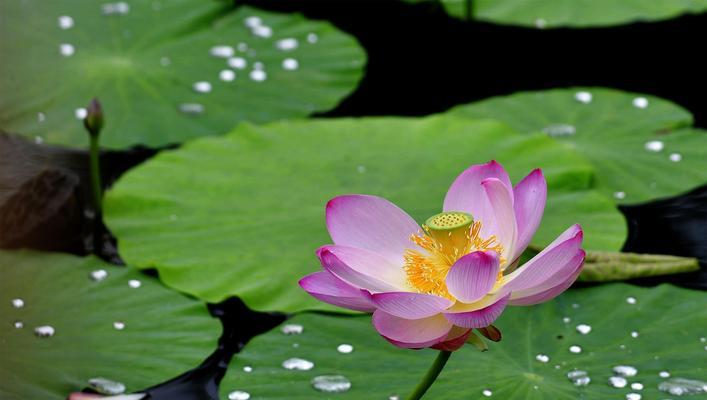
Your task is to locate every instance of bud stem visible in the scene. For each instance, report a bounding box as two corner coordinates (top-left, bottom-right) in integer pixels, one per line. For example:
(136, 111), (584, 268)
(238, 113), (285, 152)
(406, 350), (452, 400)
(89, 134), (103, 215)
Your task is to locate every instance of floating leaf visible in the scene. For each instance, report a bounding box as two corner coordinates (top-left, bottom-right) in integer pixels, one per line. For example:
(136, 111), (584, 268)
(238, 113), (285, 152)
(0, 250), (221, 399)
(104, 116), (625, 312)
(448, 87), (707, 203)
(441, 0), (707, 28)
(0, 1), (364, 148)
(220, 283), (707, 399)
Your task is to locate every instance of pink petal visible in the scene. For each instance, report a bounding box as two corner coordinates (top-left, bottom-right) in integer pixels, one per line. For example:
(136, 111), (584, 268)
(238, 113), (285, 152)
(443, 160), (512, 216)
(446, 251), (500, 303)
(372, 310), (452, 348)
(318, 248), (400, 293)
(318, 245), (408, 290)
(502, 224), (583, 292)
(326, 195), (421, 266)
(299, 271), (375, 312)
(512, 169), (547, 261)
(371, 292), (453, 319)
(443, 293), (510, 328)
(481, 178), (517, 262)
(431, 326), (472, 351)
(509, 260), (584, 306)
(510, 250), (585, 302)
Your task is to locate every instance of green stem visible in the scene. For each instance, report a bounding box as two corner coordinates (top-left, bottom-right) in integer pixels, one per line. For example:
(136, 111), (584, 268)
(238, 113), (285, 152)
(406, 351), (452, 400)
(89, 134), (102, 214)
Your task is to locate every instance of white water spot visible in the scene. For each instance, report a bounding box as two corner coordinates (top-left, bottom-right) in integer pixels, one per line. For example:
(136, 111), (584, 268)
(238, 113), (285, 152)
(282, 357), (314, 370)
(337, 344), (353, 354)
(669, 153), (682, 162)
(11, 298), (24, 309)
(644, 140), (664, 152)
(608, 376), (628, 388)
(357, 165), (367, 174)
(311, 375), (351, 393)
(75, 107), (88, 120)
(128, 279), (142, 289)
(574, 91), (592, 104)
(34, 136), (44, 144)
(113, 321), (125, 330)
(90, 269), (108, 282)
(88, 377), (126, 395)
(571, 303), (580, 309)
(276, 38), (299, 51)
(626, 296), (637, 305)
(567, 370), (590, 386)
(35, 325), (55, 337)
(178, 103), (204, 115)
(534, 18), (547, 29)
(210, 45), (235, 58)
(219, 69), (236, 82)
(282, 58), (299, 70)
(37, 112), (46, 123)
(243, 366), (253, 373)
(630, 330), (639, 338)
(193, 81), (212, 93)
(482, 389), (493, 397)
(281, 324), (303, 335)
(658, 378), (707, 396)
(631, 382), (644, 390)
(388, 396), (400, 400)
(244, 16), (262, 28)
(250, 70), (267, 82)
(535, 354), (550, 363)
(14, 321), (23, 329)
(160, 56), (171, 67)
(576, 324), (592, 335)
(102, 2), (130, 16)
(228, 390), (251, 400)
(562, 317), (571, 323)
(659, 371), (671, 378)
(253, 61), (264, 70)
(614, 191), (626, 200)
(58, 15), (74, 30)
(237, 42), (248, 52)
(613, 365), (638, 377)
(252, 25), (273, 38)
(632, 97), (649, 109)
(307, 33), (319, 43)
(228, 57), (247, 70)
(626, 393), (641, 400)
(60, 43), (75, 57)
(569, 345), (582, 354)
(543, 123), (576, 137)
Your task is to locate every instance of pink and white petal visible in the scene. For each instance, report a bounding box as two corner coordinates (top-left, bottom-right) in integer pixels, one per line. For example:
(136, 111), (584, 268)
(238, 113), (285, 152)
(371, 292), (453, 319)
(372, 310), (453, 348)
(318, 245), (409, 290)
(443, 160), (512, 216)
(443, 293), (510, 328)
(431, 326), (472, 351)
(446, 251), (500, 303)
(446, 287), (511, 313)
(511, 250), (585, 299)
(326, 195), (422, 265)
(509, 261), (584, 306)
(318, 248), (400, 293)
(512, 169), (547, 261)
(502, 224), (583, 292)
(481, 178), (517, 262)
(299, 271), (375, 312)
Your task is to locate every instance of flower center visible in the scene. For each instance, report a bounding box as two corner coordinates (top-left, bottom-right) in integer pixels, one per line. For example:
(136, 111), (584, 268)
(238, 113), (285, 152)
(403, 212), (504, 300)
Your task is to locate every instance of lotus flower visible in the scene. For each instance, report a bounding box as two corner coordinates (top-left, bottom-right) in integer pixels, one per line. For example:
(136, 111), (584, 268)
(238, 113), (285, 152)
(299, 161), (585, 350)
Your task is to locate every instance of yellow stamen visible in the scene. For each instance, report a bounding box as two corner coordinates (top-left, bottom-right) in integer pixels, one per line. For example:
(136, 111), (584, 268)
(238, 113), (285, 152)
(404, 213), (504, 300)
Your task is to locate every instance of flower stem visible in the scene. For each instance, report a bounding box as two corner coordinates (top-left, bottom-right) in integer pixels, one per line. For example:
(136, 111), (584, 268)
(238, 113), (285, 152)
(406, 350), (452, 400)
(89, 134), (103, 215)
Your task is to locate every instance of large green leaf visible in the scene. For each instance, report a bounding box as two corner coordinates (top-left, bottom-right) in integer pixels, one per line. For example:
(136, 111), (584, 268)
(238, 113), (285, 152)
(0, 0), (365, 148)
(448, 87), (707, 204)
(0, 250), (221, 399)
(220, 283), (707, 399)
(104, 116), (625, 312)
(441, 0), (707, 28)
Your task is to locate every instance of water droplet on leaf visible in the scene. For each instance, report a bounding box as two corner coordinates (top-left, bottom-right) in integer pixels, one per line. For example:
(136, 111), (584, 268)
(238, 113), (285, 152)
(613, 365), (638, 377)
(311, 375), (351, 393)
(658, 378), (707, 396)
(281, 324), (303, 335)
(34, 325), (55, 337)
(576, 324), (592, 335)
(608, 376), (628, 388)
(337, 344), (353, 354)
(633, 97), (649, 109)
(228, 390), (251, 400)
(88, 377), (126, 395)
(569, 345), (582, 354)
(282, 357), (313, 370)
(567, 370), (590, 386)
(90, 269), (108, 282)
(58, 15), (74, 30)
(574, 91), (592, 104)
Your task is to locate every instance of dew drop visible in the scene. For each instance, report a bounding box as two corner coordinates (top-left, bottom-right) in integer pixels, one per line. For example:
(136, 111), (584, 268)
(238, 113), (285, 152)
(535, 354), (550, 363)
(160, 57), (171, 67)
(567, 370), (591, 386)
(543, 123), (576, 137)
(102, 2), (130, 16)
(626, 393), (641, 400)
(571, 303), (580, 309)
(14, 321), (24, 329)
(388, 396), (400, 400)
(608, 376), (628, 388)
(574, 91), (592, 104)
(630, 330), (639, 338)
(228, 57), (247, 70)
(237, 42), (248, 52)
(193, 81), (212, 93)
(614, 191), (626, 200)
(243, 365), (253, 373)
(576, 324), (592, 335)
(128, 279), (142, 289)
(700, 337), (706, 343)
(631, 382), (643, 390)
(250, 70), (267, 82)
(34, 325), (55, 337)
(632, 97), (649, 109)
(669, 153), (682, 162)
(60, 43), (75, 57)
(337, 344), (353, 354)
(659, 371), (671, 378)
(569, 345), (582, 354)
(282, 357), (314, 370)
(88, 377), (126, 395)
(252, 25), (273, 38)
(210, 45), (234, 58)
(613, 365), (638, 377)
(282, 58), (299, 71)
(11, 298), (24, 309)
(534, 18), (547, 29)
(357, 165), (367, 174)
(482, 389), (493, 397)
(90, 269), (108, 282)
(34, 136), (44, 144)
(58, 15), (74, 30)
(276, 38), (299, 51)
(244, 16), (262, 28)
(658, 377), (707, 396)
(626, 296), (637, 304)
(37, 112), (46, 123)
(219, 69), (236, 82)
(113, 321), (125, 330)
(281, 324), (303, 335)
(644, 140), (664, 152)
(562, 317), (571, 323)
(311, 375), (351, 393)
(307, 33), (319, 43)
(228, 390), (251, 400)
(178, 103), (204, 115)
